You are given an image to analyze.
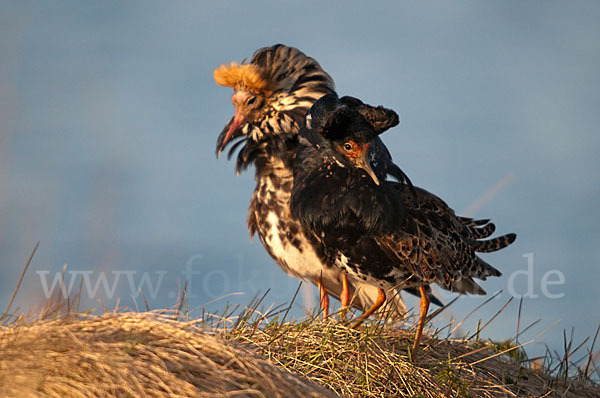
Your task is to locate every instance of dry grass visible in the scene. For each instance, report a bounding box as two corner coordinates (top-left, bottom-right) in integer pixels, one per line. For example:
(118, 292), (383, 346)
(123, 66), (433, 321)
(1, 306), (598, 398)
(0, 246), (598, 397)
(0, 311), (336, 398)
(231, 317), (600, 397)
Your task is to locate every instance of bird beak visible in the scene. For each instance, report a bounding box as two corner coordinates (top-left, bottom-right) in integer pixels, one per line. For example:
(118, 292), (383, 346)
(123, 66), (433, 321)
(217, 91), (253, 157)
(217, 109), (243, 157)
(355, 143), (380, 186)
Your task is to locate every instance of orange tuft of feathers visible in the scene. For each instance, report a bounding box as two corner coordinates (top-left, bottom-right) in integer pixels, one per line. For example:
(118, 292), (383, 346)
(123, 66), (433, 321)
(213, 62), (271, 95)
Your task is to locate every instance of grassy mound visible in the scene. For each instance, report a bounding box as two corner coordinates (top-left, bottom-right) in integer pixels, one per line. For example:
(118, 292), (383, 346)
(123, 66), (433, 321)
(1, 309), (598, 397)
(233, 317), (600, 397)
(0, 311), (335, 397)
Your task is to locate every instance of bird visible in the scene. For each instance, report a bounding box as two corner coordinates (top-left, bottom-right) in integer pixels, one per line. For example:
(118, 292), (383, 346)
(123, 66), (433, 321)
(213, 44), (438, 319)
(290, 93), (516, 353)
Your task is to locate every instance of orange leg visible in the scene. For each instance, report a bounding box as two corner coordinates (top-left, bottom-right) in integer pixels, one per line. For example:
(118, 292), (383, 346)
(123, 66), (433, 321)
(350, 288), (386, 329)
(412, 285), (431, 357)
(318, 274), (329, 320)
(339, 273), (350, 320)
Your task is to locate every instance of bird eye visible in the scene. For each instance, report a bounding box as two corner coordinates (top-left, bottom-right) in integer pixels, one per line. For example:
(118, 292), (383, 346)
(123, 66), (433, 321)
(343, 143), (353, 151)
(247, 96), (256, 106)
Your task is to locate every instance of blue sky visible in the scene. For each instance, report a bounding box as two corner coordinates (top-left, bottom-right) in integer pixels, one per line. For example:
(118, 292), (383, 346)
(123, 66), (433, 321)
(1, 1), (599, 360)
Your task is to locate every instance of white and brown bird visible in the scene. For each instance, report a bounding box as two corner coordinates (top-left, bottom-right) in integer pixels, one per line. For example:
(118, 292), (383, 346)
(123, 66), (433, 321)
(214, 44), (440, 318)
(290, 94), (516, 352)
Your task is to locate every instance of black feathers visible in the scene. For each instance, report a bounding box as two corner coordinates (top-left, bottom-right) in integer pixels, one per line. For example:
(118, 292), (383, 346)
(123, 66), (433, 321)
(306, 94), (399, 142)
(292, 94), (404, 236)
(291, 94), (517, 296)
(215, 44), (422, 316)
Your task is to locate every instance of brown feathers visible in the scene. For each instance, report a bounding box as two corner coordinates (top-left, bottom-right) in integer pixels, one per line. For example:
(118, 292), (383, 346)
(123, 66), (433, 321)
(213, 62), (272, 95)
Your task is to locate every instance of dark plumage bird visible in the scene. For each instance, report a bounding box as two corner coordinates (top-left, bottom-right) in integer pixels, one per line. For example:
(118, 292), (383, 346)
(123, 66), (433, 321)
(290, 94), (516, 352)
(214, 44), (430, 318)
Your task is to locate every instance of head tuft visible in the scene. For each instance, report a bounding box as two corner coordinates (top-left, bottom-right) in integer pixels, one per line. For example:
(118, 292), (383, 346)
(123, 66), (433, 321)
(213, 62), (272, 95)
(307, 94), (398, 143)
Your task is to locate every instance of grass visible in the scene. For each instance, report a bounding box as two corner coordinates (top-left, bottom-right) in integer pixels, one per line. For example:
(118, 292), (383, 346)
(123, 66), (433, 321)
(0, 309), (339, 397)
(225, 300), (600, 398)
(1, 245), (599, 397)
(1, 302), (599, 397)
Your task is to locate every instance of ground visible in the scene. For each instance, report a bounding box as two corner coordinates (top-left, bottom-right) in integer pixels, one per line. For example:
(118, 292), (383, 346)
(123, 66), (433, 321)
(1, 306), (598, 398)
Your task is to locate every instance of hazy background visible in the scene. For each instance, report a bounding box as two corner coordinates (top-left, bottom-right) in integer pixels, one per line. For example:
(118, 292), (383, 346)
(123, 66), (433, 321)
(1, 1), (599, 361)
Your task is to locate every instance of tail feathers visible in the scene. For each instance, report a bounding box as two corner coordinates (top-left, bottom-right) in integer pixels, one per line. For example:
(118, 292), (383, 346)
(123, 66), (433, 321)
(457, 216), (490, 227)
(472, 233), (517, 253)
(472, 256), (502, 279)
(468, 222), (496, 239)
(448, 277), (487, 295)
(440, 255), (498, 295)
(458, 216), (497, 239)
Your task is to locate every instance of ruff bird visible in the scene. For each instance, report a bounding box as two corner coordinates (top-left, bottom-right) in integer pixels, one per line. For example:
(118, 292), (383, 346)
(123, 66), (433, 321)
(214, 44), (438, 318)
(290, 94), (516, 351)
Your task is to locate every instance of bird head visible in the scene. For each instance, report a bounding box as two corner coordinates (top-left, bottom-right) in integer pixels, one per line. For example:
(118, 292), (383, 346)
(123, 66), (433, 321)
(302, 94), (399, 186)
(214, 45), (335, 171)
(214, 61), (273, 155)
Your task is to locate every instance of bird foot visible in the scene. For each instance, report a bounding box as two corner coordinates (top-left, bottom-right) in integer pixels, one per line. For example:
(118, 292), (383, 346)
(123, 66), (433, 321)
(348, 288), (386, 329)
